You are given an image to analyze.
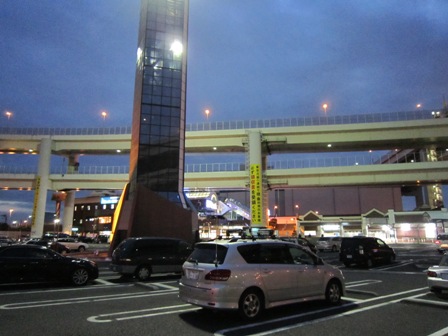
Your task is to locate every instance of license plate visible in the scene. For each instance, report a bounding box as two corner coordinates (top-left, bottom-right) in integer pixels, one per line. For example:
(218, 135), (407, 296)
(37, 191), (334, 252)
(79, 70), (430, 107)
(186, 269), (199, 280)
(346, 255), (352, 259)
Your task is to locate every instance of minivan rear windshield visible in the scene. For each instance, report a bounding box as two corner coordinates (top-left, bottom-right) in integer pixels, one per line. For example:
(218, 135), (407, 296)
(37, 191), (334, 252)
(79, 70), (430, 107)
(187, 244), (227, 264)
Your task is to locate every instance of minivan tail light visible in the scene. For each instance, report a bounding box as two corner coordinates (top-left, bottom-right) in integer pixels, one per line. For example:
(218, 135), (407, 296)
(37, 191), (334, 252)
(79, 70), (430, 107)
(205, 269), (231, 281)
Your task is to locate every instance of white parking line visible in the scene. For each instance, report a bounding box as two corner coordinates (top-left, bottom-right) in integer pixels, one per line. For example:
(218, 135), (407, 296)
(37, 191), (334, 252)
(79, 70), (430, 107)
(87, 304), (200, 323)
(376, 261), (415, 271)
(0, 289), (178, 310)
(214, 287), (428, 336)
(346, 279), (382, 288)
(428, 326), (448, 336)
(0, 283), (133, 296)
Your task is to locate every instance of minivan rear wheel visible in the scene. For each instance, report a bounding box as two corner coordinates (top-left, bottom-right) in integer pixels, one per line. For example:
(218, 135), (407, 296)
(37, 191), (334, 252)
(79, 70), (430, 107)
(136, 265), (152, 281)
(238, 288), (264, 319)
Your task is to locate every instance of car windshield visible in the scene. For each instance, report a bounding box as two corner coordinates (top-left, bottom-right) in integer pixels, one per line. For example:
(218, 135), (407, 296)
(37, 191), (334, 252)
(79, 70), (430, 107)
(187, 243), (227, 264)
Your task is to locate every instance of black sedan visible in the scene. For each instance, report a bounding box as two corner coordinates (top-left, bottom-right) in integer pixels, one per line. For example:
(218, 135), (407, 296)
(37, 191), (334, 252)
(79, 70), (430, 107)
(0, 245), (98, 286)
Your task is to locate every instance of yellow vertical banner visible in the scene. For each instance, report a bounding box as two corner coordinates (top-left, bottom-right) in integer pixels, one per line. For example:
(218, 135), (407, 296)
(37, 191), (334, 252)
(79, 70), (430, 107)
(31, 176), (41, 229)
(250, 164), (262, 225)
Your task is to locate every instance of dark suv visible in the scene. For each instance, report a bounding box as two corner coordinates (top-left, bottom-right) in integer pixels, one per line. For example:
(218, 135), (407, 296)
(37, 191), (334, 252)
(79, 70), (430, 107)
(339, 237), (395, 268)
(110, 237), (192, 281)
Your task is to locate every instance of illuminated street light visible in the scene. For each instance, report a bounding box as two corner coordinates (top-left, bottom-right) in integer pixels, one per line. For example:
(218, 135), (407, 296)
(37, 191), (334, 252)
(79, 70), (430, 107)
(322, 103), (328, 114)
(416, 103), (422, 109)
(101, 111), (108, 121)
(9, 208), (13, 224)
(204, 109), (210, 120)
(432, 111), (441, 118)
(5, 111), (12, 120)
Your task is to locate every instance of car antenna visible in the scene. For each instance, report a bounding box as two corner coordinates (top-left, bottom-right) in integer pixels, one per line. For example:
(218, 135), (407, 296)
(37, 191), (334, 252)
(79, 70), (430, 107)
(214, 239), (218, 268)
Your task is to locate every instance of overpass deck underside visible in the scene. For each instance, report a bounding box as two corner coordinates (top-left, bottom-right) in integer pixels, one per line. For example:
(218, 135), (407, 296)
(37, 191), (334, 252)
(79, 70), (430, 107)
(1, 161), (447, 190)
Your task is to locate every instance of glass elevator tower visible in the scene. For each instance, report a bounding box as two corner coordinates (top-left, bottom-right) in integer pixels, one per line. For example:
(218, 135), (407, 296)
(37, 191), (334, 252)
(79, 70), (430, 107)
(129, 0), (190, 209)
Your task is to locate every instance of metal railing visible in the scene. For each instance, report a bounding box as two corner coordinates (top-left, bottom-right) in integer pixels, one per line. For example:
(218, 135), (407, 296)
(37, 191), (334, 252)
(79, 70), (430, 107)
(0, 110), (437, 136)
(1, 149), (446, 175)
(186, 110), (435, 131)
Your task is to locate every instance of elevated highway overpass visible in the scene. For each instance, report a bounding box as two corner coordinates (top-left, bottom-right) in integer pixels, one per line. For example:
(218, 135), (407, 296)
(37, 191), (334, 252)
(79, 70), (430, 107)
(1, 110), (447, 236)
(1, 115), (448, 156)
(1, 161), (448, 190)
(1, 111), (448, 190)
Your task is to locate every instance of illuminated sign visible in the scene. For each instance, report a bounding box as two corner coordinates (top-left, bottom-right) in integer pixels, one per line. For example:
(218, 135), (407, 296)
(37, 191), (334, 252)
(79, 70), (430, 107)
(250, 164), (262, 225)
(100, 196), (120, 205)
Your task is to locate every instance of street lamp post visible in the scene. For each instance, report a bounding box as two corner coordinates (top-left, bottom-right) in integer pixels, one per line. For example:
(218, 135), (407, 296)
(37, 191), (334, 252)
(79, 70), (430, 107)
(8, 209), (13, 225)
(322, 103), (328, 114)
(204, 109), (210, 120)
(5, 111), (12, 120)
(101, 111), (108, 121)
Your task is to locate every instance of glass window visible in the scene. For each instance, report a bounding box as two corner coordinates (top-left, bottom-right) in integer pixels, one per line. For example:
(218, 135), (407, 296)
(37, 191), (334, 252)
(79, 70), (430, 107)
(188, 243), (227, 264)
(289, 246), (316, 265)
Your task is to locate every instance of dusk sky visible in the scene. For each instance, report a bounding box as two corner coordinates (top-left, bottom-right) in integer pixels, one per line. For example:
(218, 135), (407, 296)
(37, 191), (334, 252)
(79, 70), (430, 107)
(1, 0), (448, 221)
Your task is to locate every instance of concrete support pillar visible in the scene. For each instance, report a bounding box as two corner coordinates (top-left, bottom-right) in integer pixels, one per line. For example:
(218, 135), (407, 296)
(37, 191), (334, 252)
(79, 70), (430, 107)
(62, 190), (75, 234)
(248, 130), (265, 226)
(361, 217), (369, 236)
(31, 137), (52, 238)
(387, 209), (396, 238)
(67, 154), (80, 174)
(316, 225), (323, 237)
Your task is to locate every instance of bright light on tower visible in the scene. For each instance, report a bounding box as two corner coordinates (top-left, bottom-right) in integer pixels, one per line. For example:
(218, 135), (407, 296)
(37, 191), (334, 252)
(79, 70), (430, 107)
(170, 40), (183, 57)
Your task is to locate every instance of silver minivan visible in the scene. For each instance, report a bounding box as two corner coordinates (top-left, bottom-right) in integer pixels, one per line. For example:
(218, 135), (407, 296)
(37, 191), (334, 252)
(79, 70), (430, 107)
(179, 239), (345, 319)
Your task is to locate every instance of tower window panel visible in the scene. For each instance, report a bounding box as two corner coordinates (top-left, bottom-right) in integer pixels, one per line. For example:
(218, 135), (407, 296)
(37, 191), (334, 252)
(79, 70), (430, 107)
(162, 97), (171, 106)
(162, 87), (172, 96)
(150, 124), (161, 134)
(149, 136), (161, 145)
(172, 70), (181, 80)
(161, 107), (171, 115)
(170, 126), (180, 137)
(172, 88), (181, 98)
(142, 95), (152, 104)
(161, 116), (171, 126)
(140, 133), (150, 145)
(160, 126), (170, 136)
(162, 68), (173, 78)
(150, 115), (161, 125)
(171, 98), (181, 107)
(152, 96), (162, 105)
(172, 79), (181, 88)
(152, 86), (162, 96)
(140, 124), (150, 135)
(156, 21), (166, 31)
